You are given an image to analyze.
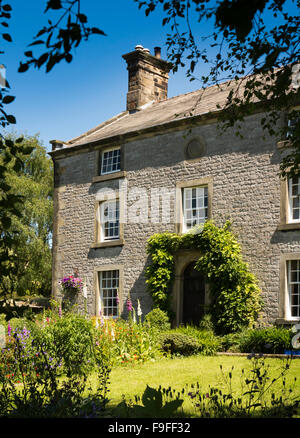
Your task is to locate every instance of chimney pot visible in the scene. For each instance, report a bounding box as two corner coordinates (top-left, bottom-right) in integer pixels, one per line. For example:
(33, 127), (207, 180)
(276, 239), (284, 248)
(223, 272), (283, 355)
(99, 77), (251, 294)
(143, 48), (150, 53)
(135, 44), (144, 51)
(154, 47), (161, 59)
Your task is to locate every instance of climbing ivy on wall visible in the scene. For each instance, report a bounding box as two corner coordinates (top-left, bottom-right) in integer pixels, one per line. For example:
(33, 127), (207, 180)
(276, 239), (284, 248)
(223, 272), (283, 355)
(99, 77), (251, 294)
(145, 221), (263, 334)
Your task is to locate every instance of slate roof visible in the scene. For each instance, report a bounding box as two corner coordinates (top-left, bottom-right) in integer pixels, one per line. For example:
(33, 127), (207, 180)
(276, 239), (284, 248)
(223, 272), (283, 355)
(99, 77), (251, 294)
(64, 80), (239, 148)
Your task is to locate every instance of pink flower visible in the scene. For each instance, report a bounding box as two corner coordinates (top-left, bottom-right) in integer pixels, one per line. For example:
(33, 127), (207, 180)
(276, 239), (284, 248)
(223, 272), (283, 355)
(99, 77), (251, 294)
(126, 296), (133, 312)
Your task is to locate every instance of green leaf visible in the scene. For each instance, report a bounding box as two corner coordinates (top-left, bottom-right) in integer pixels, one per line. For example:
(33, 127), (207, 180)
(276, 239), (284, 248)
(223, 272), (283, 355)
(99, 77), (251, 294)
(22, 146), (34, 155)
(65, 53), (73, 63)
(45, 0), (62, 12)
(91, 27), (107, 36)
(2, 33), (12, 42)
(78, 13), (87, 23)
(37, 53), (49, 68)
(18, 62), (29, 73)
(2, 95), (15, 104)
(0, 181), (11, 192)
(28, 39), (45, 47)
(1, 215), (11, 230)
(6, 114), (16, 123)
(2, 4), (12, 11)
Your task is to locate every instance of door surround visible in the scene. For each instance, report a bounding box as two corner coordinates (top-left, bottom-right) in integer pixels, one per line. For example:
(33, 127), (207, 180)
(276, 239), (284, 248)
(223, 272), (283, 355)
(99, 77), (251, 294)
(171, 249), (209, 326)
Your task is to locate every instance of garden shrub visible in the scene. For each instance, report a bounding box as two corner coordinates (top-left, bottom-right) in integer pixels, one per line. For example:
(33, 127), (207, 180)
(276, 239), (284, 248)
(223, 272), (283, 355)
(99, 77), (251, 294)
(238, 327), (293, 354)
(219, 329), (252, 353)
(159, 332), (201, 356)
(144, 308), (171, 332)
(30, 311), (95, 376)
(0, 324), (110, 418)
(174, 325), (220, 355)
(8, 317), (28, 330)
(198, 313), (214, 332)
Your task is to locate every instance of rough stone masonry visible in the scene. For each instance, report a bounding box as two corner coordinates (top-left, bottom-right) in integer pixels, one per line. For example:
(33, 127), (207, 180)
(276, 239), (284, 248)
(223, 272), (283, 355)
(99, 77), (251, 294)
(50, 45), (300, 327)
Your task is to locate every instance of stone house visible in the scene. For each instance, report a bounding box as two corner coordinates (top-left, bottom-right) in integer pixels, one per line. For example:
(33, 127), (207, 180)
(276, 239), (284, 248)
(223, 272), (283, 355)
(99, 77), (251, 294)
(50, 45), (300, 327)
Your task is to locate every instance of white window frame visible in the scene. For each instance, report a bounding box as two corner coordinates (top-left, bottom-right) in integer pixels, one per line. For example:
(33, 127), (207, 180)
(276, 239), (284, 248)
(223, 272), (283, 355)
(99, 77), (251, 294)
(182, 185), (208, 233)
(288, 176), (300, 223)
(287, 260), (300, 320)
(100, 146), (121, 175)
(99, 270), (119, 318)
(100, 199), (120, 241)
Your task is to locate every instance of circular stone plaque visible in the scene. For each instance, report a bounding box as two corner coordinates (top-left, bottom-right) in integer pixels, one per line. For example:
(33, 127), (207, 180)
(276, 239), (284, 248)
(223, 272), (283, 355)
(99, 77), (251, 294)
(185, 138), (206, 159)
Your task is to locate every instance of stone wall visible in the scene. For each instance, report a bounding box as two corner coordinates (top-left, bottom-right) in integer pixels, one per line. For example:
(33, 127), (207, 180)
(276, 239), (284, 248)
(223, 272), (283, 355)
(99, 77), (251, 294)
(51, 112), (300, 324)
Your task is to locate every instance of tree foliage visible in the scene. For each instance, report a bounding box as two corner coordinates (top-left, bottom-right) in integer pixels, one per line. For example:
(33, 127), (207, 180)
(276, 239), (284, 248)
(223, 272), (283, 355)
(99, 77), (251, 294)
(0, 134), (53, 300)
(18, 0), (106, 74)
(0, 1), (106, 299)
(135, 0), (300, 176)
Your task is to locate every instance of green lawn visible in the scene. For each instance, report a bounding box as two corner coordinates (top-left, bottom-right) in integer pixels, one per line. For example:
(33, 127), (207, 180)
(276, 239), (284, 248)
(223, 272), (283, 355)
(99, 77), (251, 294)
(96, 355), (300, 417)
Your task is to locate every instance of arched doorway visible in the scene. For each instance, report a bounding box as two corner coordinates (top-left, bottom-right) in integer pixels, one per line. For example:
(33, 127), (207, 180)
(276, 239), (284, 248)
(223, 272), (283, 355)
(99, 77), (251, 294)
(182, 262), (205, 325)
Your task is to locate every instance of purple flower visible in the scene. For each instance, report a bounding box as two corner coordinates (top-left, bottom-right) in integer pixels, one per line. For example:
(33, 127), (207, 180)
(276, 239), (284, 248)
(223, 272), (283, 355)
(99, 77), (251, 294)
(126, 296), (133, 312)
(7, 322), (11, 337)
(60, 275), (83, 293)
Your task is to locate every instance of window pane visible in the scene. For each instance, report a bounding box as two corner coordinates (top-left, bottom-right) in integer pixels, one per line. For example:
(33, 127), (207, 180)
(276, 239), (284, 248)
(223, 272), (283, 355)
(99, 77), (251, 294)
(291, 270), (298, 283)
(289, 177), (300, 222)
(291, 260), (298, 271)
(288, 261), (300, 319)
(183, 186), (208, 231)
(99, 270), (119, 318)
(101, 148), (121, 174)
(101, 200), (120, 240)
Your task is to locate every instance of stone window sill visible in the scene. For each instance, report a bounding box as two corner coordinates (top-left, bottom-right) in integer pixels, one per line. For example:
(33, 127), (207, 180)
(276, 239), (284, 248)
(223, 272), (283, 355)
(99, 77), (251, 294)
(92, 171), (126, 183)
(277, 223), (300, 231)
(91, 239), (124, 249)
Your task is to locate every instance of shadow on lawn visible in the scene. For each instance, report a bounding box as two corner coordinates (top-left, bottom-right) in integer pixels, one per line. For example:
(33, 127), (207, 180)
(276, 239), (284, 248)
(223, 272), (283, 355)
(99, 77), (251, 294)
(107, 356), (300, 419)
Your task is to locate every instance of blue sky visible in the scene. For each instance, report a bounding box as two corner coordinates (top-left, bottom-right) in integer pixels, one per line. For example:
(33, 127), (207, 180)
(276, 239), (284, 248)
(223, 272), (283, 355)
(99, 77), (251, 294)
(3, 0), (204, 152)
(3, 1), (297, 152)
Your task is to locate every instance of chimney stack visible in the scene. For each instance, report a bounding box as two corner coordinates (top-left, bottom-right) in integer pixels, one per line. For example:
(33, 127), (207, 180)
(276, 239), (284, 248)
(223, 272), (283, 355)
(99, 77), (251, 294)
(122, 45), (172, 112)
(154, 47), (161, 59)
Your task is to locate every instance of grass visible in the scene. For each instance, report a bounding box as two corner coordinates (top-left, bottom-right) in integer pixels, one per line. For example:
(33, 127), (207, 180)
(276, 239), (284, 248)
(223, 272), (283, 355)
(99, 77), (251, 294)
(90, 355), (300, 417)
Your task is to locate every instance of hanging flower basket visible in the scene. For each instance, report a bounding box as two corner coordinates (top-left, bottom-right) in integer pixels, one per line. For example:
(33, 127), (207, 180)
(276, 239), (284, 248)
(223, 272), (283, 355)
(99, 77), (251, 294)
(60, 275), (83, 294)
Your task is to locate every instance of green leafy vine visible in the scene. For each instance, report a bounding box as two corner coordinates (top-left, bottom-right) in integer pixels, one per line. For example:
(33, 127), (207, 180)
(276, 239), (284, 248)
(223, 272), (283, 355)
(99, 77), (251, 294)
(145, 221), (263, 334)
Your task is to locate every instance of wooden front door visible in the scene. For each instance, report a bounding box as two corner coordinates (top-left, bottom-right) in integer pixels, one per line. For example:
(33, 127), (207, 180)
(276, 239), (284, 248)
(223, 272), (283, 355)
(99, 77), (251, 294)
(182, 262), (205, 325)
